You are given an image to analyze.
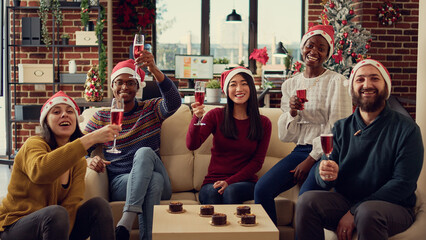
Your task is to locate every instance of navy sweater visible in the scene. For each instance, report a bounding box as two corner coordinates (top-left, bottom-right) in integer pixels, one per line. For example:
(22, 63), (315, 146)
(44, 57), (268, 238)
(316, 104), (424, 213)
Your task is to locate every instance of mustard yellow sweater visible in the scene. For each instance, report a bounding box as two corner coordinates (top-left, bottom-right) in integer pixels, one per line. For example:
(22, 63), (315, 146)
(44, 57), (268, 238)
(0, 136), (87, 233)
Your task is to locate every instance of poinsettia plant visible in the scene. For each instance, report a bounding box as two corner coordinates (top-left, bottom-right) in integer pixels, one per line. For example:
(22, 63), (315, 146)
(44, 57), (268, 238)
(249, 47), (269, 65)
(116, 0), (155, 32)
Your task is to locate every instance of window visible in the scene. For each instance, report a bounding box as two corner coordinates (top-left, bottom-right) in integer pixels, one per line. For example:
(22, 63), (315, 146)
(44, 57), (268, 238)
(210, 0), (249, 66)
(155, 0), (201, 70)
(155, 0), (304, 71)
(258, 0), (303, 65)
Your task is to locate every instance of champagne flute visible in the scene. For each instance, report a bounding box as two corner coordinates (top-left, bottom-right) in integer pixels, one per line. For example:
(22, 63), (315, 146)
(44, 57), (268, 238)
(106, 98), (124, 154)
(194, 81), (206, 126)
(320, 124), (333, 179)
(133, 33), (145, 80)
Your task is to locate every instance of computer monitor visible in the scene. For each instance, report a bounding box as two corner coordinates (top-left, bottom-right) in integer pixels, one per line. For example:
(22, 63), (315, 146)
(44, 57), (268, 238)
(174, 55), (213, 79)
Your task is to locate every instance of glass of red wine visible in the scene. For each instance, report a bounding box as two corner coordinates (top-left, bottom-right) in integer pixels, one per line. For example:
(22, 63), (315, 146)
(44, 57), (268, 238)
(106, 98), (124, 154)
(296, 89), (309, 124)
(194, 81), (206, 126)
(133, 33), (144, 79)
(321, 132), (334, 179)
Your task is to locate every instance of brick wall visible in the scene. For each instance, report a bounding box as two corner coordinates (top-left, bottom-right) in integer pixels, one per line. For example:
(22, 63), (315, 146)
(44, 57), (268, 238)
(308, 0), (419, 118)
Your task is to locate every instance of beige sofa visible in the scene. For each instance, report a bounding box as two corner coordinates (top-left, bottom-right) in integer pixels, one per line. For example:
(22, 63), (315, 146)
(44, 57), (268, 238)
(81, 104), (426, 240)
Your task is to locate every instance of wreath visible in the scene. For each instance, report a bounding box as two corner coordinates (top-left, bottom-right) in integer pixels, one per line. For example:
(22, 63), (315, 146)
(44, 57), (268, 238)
(116, 0), (155, 32)
(378, 2), (401, 26)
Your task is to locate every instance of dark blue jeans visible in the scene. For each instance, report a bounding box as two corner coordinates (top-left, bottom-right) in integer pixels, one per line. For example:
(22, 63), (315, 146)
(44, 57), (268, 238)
(199, 181), (256, 204)
(254, 145), (323, 225)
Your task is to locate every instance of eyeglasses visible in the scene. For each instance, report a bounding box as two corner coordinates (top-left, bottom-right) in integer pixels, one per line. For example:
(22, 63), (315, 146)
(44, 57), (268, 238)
(114, 80), (138, 88)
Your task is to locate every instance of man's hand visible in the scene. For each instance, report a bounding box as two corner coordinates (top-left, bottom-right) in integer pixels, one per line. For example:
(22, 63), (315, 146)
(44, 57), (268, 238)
(291, 156), (316, 184)
(337, 211), (355, 240)
(319, 160), (339, 181)
(87, 155), (110, 173)
(213, 181), (228, 195)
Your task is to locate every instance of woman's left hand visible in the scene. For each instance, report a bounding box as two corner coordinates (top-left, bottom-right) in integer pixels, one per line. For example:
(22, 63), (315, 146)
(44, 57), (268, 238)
(336, 211), (355, 240)
(213, 181), (228, 194)
(291, 156), (316, 184)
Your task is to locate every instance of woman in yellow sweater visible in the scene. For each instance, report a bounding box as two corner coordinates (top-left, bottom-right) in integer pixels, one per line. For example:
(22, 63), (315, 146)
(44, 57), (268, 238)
(0, 91), (120, 240)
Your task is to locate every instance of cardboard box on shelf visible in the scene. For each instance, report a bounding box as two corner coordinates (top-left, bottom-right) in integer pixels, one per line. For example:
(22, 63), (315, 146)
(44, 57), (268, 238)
(18, 64), (54, 83)
(75, 31), (97, 45)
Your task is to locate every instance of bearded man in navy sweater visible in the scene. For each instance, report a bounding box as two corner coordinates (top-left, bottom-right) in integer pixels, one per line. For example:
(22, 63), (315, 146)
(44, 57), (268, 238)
(295, 59), (424, 240)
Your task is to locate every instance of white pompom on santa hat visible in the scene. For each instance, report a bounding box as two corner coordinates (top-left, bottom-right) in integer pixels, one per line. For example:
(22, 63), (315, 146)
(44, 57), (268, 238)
(40, 91), (82, 125)
(110, 59), (146, 89)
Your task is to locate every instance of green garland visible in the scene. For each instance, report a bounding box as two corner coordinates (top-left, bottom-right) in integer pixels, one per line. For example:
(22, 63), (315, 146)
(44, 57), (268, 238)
(80, 0), (90, 29)
(95, 6), (107, 86)
(39, 0), (63, 47)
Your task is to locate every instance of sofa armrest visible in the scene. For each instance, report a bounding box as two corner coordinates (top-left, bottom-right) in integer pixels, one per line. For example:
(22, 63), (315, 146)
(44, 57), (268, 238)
(84, 168), (110, 202)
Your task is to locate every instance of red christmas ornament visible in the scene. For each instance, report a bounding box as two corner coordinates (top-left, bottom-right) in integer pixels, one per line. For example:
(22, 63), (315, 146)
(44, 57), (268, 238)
(338, 49), (343, 55)
(353, 28), (358, 33)
(342, 20), (347, 25)
(343, 32), (348, 38)
(351, 52), (356, 58)
(330, 2), (335, 8)
(349, 9), (354, 15)
(365, 44), (370, 50)
(339, 40), (345, 45)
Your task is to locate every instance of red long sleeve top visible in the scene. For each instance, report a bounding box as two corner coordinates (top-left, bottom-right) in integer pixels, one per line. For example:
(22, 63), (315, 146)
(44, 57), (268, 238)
(186, 108), (272, 186)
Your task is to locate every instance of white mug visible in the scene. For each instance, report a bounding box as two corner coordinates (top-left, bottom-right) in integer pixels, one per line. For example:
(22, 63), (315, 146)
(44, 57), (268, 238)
(68, 60), (76, 74)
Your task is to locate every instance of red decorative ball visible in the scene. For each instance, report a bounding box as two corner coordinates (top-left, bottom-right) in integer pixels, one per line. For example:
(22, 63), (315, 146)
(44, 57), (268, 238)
(330, 2), (335, 8)
(353, 28), (358, 33)
(351, 52), (356, 58)
(342, 20), (347, 25)
(343, 32), (348, 38)
(349, 9), (354, 15)
(338, 50), (343, 55)
(339, 40), (345, 45)
(365, 44), (370, 49)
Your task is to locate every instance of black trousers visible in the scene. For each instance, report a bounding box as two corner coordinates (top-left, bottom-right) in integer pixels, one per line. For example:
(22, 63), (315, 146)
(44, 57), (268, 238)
(296, 191), (415, 240)
(0, 197), (114, 240)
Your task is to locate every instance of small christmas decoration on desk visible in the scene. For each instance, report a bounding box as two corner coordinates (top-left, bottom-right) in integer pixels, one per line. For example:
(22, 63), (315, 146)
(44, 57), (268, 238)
(84, 65), (104, 102)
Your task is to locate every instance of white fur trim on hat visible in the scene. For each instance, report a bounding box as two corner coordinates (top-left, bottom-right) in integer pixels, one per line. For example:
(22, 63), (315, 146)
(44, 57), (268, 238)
(110, 67), (146, 89)
(348, 59), (392, 99)
(40, 91), (80, 126)
(300, 29), (335, 60)
(222, 68), (253, 96)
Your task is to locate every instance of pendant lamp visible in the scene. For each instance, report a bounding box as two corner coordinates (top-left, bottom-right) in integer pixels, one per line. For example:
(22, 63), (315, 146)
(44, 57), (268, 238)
(226, 9), (242, 22)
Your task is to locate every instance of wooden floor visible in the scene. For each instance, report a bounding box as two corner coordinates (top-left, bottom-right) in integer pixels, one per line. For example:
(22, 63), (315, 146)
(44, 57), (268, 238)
(0, 164), (12, 198)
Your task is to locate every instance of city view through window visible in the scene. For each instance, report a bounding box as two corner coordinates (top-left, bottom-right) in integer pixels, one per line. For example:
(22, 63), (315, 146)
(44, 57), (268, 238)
(156, 0), (302, 71)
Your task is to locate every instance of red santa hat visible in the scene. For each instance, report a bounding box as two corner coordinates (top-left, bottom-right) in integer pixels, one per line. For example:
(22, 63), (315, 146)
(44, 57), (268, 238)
(40, 91), (81, 125)
(110, 59), (146, 89)
(300, 25), (335, 60)
(348, 59), (392, 99)
(220, 67), (253, 96)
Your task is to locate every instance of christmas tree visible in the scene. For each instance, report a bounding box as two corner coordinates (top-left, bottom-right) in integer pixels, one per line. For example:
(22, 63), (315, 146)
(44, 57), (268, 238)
(319, 0), (372, 77)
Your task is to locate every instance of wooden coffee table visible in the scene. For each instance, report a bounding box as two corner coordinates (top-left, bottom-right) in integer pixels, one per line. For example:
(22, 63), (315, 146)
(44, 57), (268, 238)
(152, 204), (278, 240)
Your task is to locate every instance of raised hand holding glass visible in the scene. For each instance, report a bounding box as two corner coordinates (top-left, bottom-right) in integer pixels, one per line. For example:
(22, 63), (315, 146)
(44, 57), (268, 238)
(133, 33), (144, 79)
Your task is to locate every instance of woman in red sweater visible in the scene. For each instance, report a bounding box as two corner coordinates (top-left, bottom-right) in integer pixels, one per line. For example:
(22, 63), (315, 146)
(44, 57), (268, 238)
(186, 67), (272, 204)
(0, 91), (119, 240)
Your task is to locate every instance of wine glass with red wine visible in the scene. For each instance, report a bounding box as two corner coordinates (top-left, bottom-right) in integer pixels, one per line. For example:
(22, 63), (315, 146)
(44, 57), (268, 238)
(106, 98), (124, 154)
(296, 89), (309, 124)
(133, 33), (144, 79)
(194, 81), (206, 126)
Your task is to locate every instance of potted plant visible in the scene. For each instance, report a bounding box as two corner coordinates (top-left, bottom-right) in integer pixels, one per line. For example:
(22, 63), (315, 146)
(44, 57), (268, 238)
(60, 34), (70, 45)
(39, 0), (63, 47)
(205, 79), (222, 103)
(213, 57), (229, 74)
